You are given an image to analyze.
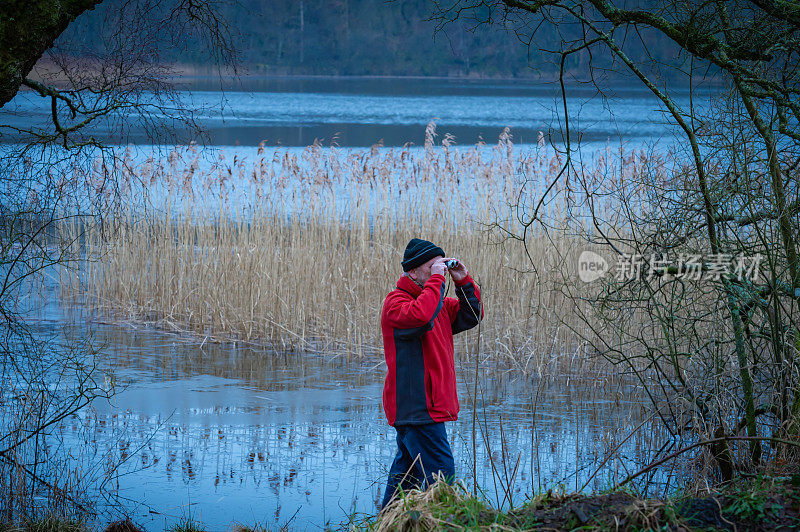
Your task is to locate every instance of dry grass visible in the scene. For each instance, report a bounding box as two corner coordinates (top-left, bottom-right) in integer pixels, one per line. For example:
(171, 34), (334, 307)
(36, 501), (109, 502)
(359, 480), (676, 531)
(371, 480), (477, 531)
(59, 127), (632, 371)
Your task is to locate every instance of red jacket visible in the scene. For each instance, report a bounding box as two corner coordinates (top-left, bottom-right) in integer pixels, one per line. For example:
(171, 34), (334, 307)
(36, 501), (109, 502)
(381, 273), (483, 426)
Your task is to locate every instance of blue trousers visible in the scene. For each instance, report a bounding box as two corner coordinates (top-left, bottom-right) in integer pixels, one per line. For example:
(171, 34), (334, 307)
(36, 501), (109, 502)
(381, 422), (455, 508)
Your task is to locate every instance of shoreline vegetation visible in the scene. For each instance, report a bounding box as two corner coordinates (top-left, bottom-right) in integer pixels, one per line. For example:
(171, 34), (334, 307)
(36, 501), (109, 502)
(6, 475), (800, 531)
(58, 125), (638, 374)
(26, 59), (714, 90)
(26, 60), (559, 85)
(360, 477), (800, 531)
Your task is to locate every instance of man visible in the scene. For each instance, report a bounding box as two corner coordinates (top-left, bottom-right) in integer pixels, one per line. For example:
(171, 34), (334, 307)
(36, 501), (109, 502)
(380, 237), (483, 509)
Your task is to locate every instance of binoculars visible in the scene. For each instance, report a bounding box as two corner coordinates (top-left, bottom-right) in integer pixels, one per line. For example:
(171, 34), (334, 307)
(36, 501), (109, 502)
(445, 259), (460, 269)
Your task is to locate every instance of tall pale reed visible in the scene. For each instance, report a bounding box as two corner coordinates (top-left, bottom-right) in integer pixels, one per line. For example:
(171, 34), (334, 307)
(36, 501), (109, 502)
(60, 133), (620, 372)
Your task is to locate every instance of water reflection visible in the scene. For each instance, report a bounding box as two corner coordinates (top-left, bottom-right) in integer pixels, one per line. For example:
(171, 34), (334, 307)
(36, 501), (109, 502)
(28, 308), (670, 530)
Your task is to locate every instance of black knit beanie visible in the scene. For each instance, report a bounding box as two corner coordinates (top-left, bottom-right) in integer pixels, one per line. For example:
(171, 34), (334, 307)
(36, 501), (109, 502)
(401, 238), (445, 272)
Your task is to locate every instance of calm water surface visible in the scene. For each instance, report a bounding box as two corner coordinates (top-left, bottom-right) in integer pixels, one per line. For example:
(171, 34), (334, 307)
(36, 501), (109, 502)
(34, 293), (666, 531)
(2, 77), (698, 148)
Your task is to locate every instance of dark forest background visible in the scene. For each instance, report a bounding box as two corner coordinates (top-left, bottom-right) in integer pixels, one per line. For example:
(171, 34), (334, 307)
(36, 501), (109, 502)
(56, 0), (686, 80)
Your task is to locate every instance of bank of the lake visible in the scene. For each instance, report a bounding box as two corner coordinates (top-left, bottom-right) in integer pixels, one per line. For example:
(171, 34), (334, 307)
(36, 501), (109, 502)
(359, 476), (800, 531)
(9, 475), (799, 531)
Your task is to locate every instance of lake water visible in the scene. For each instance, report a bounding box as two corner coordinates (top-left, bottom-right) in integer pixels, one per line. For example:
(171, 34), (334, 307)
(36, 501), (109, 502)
(22, 282), (669, 531)
(3, 77), (696, 149)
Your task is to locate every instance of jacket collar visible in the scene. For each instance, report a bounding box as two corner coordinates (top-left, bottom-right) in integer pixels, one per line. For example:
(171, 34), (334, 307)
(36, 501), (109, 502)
(397, 273), (446, 297)
(397, 274), (423, 297)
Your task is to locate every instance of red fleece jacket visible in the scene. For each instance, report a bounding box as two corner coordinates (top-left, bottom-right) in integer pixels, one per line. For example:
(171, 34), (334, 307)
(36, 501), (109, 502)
(381, 272), (483, 426)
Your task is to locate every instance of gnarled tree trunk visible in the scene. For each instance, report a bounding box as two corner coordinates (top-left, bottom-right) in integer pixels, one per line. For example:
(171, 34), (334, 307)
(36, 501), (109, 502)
(0, 0), (101, 106)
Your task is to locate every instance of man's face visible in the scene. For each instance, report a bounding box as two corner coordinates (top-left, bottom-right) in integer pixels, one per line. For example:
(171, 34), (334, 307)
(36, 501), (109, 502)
(409, 256), (440, 285)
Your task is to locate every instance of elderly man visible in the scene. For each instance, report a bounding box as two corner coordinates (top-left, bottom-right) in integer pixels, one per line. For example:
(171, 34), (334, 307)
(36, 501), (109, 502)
(380, 238), (483, 509)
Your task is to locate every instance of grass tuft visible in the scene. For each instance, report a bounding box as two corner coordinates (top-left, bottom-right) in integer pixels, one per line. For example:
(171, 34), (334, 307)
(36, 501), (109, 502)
(18, 517), (86, 532)
(167, 517), (205, 532)
(102, 518), (143, 532)
(370, 480), (496, 531)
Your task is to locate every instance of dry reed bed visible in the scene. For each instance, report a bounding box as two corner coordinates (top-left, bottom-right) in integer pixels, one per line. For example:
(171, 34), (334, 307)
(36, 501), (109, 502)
(59, 130), (634, 372)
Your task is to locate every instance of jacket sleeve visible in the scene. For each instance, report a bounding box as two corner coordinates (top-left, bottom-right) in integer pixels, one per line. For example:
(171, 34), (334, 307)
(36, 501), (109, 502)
(449, 275), (483, 335)
(383, 274), (446, 330)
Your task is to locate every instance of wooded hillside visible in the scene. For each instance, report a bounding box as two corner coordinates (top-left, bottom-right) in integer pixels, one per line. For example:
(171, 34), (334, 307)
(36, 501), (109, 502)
(56, 0), (683, 79)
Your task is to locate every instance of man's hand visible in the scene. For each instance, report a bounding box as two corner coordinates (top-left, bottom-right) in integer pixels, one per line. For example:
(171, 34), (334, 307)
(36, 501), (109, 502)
(445, 258), (468, 282)
(431, 258), (447, 277)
